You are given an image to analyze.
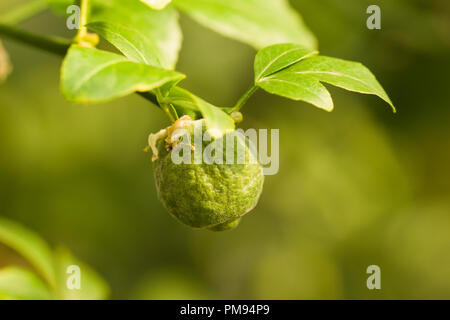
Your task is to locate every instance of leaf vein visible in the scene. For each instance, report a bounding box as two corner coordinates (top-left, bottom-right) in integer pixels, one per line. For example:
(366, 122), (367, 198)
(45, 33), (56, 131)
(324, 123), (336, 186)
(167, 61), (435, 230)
(256, 47), (303, 80)
(104, 29), (150, 65)
(291, 70), (377, 93)
(261, 78), (330, 107)
(72, 59), (127, 93)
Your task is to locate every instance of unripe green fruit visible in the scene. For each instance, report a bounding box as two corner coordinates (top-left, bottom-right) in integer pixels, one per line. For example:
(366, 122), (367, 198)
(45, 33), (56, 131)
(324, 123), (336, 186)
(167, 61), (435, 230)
(208, 217), (242, 232)
(149, 117), (264, 231)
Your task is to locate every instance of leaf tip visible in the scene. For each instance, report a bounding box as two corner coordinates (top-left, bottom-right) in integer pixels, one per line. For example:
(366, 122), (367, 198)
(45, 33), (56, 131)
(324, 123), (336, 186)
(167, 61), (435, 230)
(382, 96), (396, 114)
(389, 102), (397, 114)
(324, 104), (334, 112)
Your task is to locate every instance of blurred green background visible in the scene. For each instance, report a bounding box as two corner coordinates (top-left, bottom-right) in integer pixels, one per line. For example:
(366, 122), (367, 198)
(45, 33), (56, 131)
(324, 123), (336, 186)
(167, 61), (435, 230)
(1, 0), (450, 299)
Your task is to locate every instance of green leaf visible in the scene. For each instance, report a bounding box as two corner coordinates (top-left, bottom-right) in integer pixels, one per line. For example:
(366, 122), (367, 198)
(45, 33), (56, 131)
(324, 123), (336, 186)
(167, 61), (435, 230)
(254, 43), (318, 82)
(165, 87), (235, 136)
(196, 98), (235, 138)
(141, 0), (172, 10)
(257, 55), (395, 112)
(61, 45), (185, 103)
(284, 56), (395, 111)
(47, 0), (182, 68)
(90, 0), (182, 69)
(54, 247), (109, 300)
(174, 0), (317, 50)
(87, 22), (161, 66)
(0, 267), (54, 300)
(161, 86), (202, 119)
(258, 72), (334, 111)
(0, 218), (57, 288)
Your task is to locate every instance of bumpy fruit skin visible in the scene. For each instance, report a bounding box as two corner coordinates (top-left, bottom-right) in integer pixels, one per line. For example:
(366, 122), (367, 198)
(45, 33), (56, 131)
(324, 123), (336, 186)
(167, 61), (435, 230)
(152, 121), (264, 231)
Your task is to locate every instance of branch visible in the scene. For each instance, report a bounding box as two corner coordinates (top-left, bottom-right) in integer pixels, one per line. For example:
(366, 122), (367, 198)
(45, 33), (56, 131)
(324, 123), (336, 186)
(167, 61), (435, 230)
(0, 23), (70, 56)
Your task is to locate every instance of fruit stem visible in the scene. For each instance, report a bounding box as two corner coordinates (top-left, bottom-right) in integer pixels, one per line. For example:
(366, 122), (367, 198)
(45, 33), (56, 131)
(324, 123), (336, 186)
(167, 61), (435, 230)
(232, 84), (258, 113)
(155, 88), (178, 122)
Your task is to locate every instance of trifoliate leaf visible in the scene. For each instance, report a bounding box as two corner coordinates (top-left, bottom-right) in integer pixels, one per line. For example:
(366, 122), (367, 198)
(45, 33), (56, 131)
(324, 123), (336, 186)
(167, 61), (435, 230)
(257, 54), (395, 112)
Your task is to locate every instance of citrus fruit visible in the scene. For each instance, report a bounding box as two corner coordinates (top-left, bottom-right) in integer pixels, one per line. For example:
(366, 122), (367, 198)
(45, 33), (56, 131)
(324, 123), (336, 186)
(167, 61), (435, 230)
(149, 116), (264, 231)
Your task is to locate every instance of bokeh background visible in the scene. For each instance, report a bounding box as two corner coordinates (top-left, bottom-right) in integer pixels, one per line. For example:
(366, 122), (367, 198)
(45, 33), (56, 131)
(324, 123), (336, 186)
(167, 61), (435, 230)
(0, 0), (449, 299)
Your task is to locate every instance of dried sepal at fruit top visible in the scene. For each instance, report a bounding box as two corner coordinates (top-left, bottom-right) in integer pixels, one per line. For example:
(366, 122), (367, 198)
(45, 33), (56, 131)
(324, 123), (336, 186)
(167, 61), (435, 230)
(165, 115), (197, 151)
(147, 115), (197, 162)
